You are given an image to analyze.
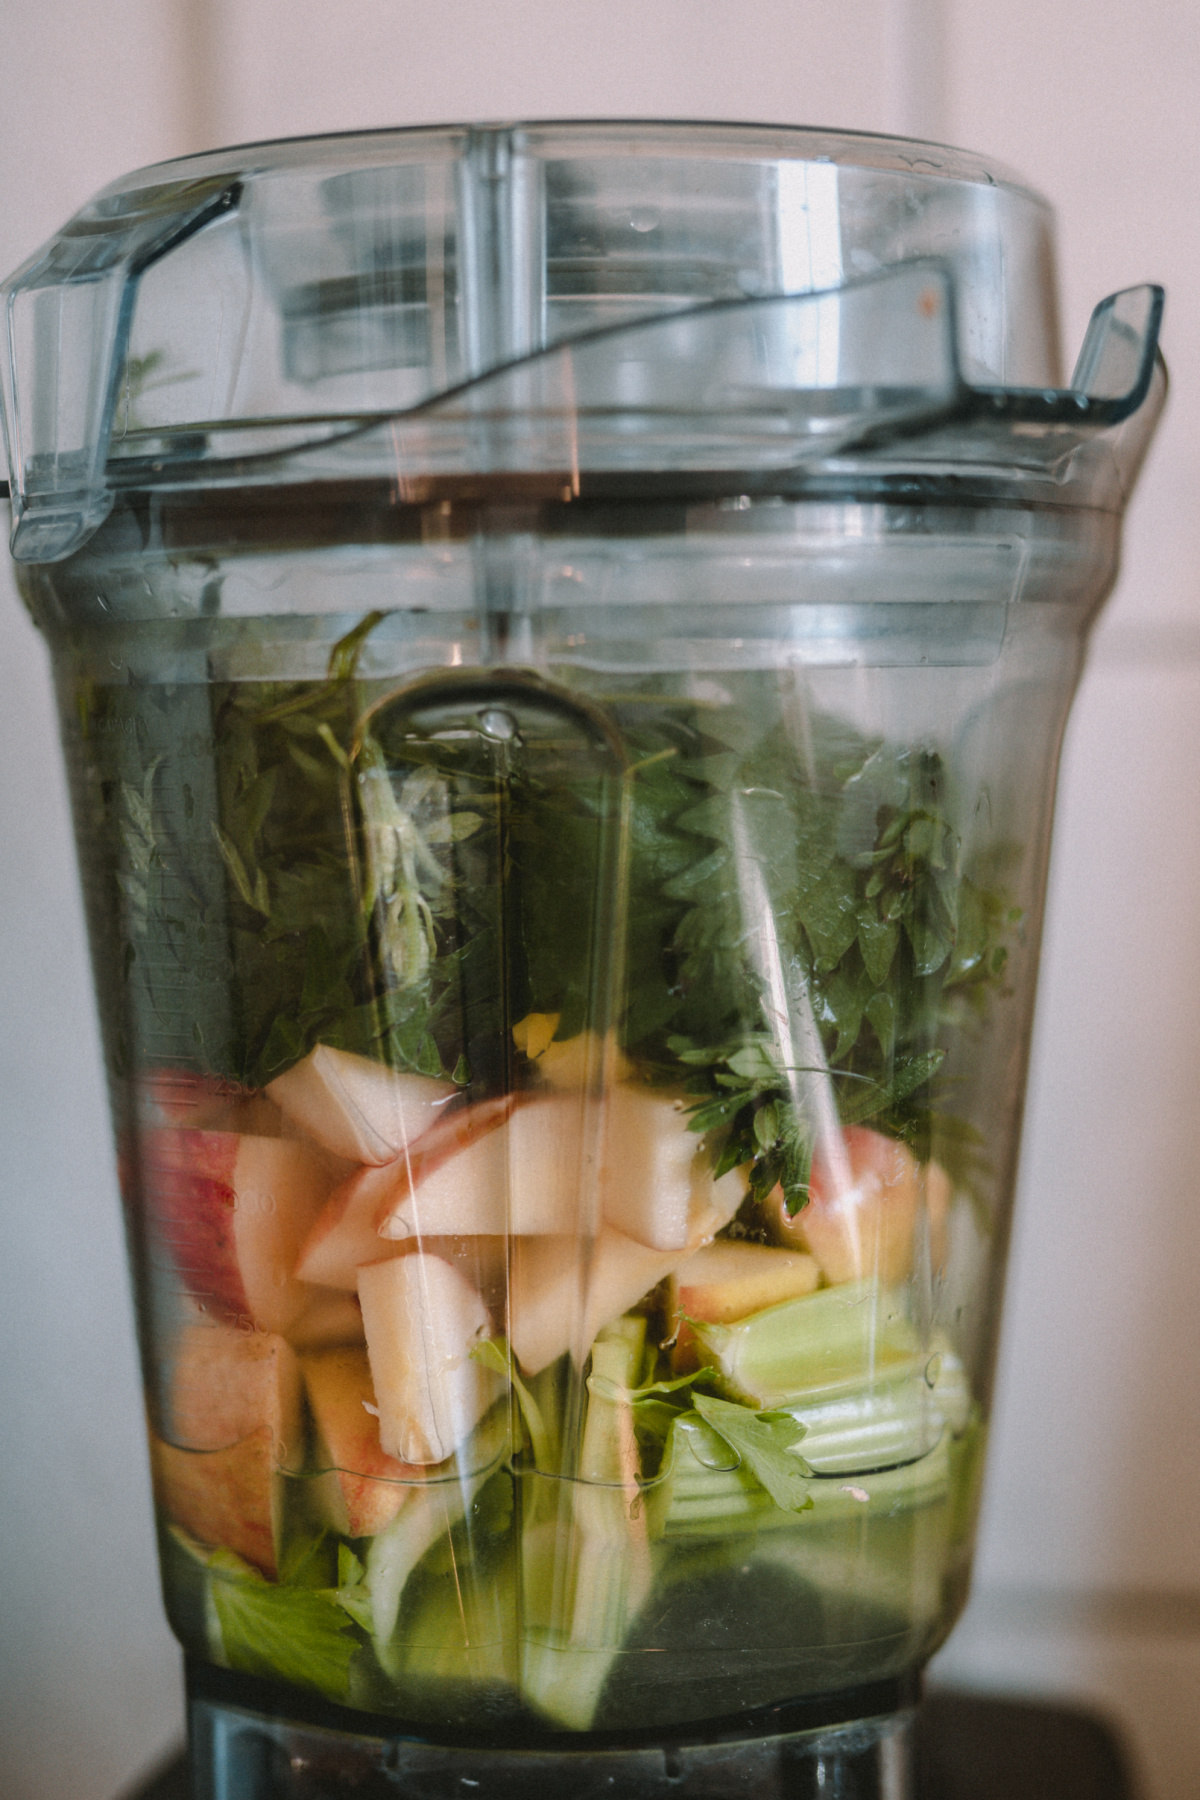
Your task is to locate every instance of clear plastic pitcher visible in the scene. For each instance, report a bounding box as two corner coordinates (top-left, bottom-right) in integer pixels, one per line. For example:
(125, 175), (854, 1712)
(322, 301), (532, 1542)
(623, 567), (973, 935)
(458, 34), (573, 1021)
(0, 123), (1165, 1799)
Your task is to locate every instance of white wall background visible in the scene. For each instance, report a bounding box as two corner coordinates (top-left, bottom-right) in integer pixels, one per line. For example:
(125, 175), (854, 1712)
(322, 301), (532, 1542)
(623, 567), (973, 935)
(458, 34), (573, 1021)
(1, 4), (1197, 1797)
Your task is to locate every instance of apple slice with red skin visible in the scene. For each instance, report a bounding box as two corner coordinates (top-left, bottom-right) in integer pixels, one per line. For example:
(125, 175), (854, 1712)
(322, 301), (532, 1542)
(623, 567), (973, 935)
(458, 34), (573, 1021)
(376, 1094), (590, 1240)
(267, 1045), (457, 1165)
(768, 1126), (950, 1285)
(302, 1346), (419, 1536)
(150, 1427), (286, 1577)
(142, 1127), (335, 1335)
(373, 1090), (731, 1249)
(294, 1158), (412, 1289)
(149, 1309), (303, 1577)
(667, 1239), (820, 1370)
(161, 1304), (302, 1455)
(296, 1095), (514, 1282)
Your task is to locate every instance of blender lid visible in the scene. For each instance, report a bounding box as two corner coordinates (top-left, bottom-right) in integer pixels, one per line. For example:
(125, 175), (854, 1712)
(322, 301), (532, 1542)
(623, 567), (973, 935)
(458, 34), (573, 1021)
(0, 121), (1165, 562)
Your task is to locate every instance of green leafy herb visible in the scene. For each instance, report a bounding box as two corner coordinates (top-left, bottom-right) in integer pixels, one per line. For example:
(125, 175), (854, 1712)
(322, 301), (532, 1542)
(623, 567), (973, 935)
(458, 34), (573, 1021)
(588, 1366), (709, 1405)
(472, 1337), (553, 1469)
(690, 1392), (814, 1512)
(87, 629), (1017, 1194)
(333, 1544), (377, 1633)
(204, 1548), (360, 1702)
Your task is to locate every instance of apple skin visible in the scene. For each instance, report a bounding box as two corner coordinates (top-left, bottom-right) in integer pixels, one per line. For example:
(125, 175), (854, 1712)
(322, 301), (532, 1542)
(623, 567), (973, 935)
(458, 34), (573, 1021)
(373, 1089), (736, 1251)
(149, 1426), (285, 1577)
(358, 1253), (503, 1465)
(375, 1094), (588, 1240)
(161, 1304), (302, 1458)
(768, 1127), (949, 1285)
(142, 1127), (335, 1335)
(267, 1045), (456, 1165)
(302, 1346), (419, 1536)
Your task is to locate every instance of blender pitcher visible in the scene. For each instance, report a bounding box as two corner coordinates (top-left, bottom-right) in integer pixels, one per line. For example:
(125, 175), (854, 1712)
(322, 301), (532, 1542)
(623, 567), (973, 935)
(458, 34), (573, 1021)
(0, 123), (1164, 1798)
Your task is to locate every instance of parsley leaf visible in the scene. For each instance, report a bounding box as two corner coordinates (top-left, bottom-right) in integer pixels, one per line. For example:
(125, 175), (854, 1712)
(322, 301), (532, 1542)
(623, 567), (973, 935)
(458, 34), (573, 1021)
(690, 1393), (814, 1513)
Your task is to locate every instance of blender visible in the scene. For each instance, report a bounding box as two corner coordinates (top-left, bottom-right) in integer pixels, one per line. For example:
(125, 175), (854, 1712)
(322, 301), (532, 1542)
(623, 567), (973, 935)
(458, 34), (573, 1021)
(0, 122), (1164, 1798)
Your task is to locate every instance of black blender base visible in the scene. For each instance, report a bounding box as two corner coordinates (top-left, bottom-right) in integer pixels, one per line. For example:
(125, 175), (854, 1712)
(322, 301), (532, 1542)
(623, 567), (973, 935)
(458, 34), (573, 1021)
(126, 1677), (1144, 1792)
(183, 1660), (919, 1798)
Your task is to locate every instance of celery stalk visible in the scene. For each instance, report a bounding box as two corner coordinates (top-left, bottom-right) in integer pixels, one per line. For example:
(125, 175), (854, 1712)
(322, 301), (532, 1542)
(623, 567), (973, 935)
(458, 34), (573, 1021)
(654, 1345), (969, 1540)
(690, 1280), (919, 1405)
(521, 1316), (653, 1730)
(365, 1404), (509, 1653)
(381, 1486), (520, 1701)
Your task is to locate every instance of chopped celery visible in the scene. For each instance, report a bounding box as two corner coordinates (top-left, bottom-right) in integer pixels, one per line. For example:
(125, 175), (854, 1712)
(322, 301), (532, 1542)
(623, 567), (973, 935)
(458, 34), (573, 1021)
(652, 1344), (969, 1540)
(167, 1531), (362, 1703)
(580, 1316), (648, 1481)
(472, 1336), (554, 1469)
(521, 1315), (653, 1730)
(364, 1403), (509, 1653)
(382, 1473), (520, 1708)
(793, 1350), (970, 1473)
(689, 1280), (919, 1405)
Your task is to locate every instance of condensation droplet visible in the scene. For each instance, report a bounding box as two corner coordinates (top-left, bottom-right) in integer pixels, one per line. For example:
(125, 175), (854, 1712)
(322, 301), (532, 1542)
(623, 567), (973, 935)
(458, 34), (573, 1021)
(477, 707), (518, 742)
(629, 205), (660, 233)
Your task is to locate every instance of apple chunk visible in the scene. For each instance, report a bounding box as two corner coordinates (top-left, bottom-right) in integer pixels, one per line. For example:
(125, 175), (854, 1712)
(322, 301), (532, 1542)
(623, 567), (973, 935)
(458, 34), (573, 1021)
(672, 1240), (819, 1327)
(142, 1127), (335, 1334)
(358, 1254), (502, 1465)
(508, 1229), (674, 1376)
(161, 1305), (302, 1457)
(768, 1126), (949, 1285)
(376, 1095), (582, 1239)
(594, 1089), (728, 1251)
(299, 1094), (514, 1279)
(377, 1090), (739, 1249)
(295, 1152), (510, 1307)
(295, 1160), (410, 1289)
(267, 1045), (456, 1164)
(303, 1347), (419, 1536)
(150, 1426), (287, 1577)
(150, 1305), (303, 1575)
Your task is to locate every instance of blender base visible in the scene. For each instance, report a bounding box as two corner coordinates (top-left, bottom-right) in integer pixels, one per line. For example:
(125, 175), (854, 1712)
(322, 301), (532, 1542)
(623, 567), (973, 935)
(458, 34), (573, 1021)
(186, 1660), (917, 1799)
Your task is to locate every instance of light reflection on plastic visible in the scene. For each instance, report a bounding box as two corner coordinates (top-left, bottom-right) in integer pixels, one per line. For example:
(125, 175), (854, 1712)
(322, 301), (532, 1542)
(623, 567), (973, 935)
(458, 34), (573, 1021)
(776, 160), (842, 387)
